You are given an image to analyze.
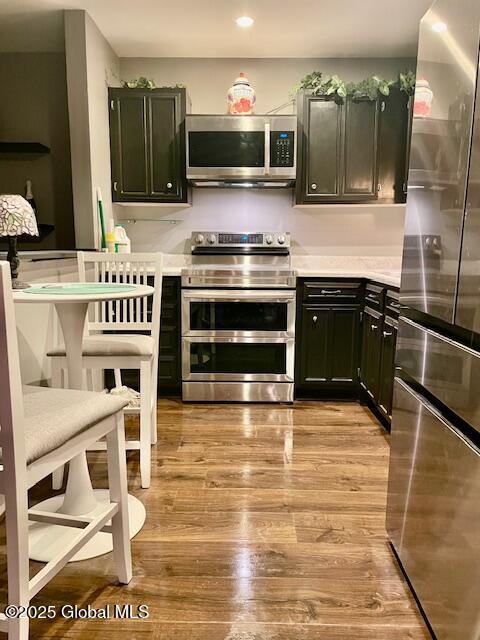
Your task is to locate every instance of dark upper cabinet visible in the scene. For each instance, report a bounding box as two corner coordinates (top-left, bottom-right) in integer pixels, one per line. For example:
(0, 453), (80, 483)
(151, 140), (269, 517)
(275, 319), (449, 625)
(111, 94), (149, 198)
(297, 90), (411, 204)
(296, 92), (380, 204)
(343, 99), (379, 198)
(359, 305), (383, 400)
(377, 89), (412, 203)
(304, 98), (342, 198)
(109, 88), (189, 203)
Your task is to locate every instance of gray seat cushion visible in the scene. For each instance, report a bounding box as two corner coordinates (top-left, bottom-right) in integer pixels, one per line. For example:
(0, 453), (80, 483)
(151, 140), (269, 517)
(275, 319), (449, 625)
(21, 386), (128, 464)
(47, 334), (154, 358)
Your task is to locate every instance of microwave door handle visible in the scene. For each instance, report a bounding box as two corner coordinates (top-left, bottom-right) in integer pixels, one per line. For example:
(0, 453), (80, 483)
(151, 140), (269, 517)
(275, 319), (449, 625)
(264, 123), (270, 175)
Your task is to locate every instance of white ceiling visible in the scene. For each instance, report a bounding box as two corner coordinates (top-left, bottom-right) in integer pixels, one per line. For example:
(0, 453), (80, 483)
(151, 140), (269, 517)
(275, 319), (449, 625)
(0, 0), (432, 58)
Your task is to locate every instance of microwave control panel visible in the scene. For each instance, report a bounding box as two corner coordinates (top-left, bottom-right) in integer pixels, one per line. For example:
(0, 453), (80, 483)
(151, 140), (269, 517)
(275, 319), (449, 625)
(270, 131), (295, 167)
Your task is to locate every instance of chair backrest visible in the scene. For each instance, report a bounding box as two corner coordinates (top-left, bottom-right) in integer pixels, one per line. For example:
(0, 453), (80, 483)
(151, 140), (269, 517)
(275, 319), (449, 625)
(0, 261), (26, 482)
(78, 252), (163, 343)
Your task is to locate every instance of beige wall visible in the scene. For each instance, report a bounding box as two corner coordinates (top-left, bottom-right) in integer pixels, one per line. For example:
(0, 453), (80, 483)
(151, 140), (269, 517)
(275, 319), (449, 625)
(65, 9), (120, 250)
(0, 52), (75, 250)
(120, 190), (406, 257)
(119, 56), (415, 114)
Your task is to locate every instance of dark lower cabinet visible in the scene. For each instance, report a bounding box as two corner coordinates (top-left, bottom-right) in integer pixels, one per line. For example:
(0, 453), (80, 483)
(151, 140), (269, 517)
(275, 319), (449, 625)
(299, 306), (330, 383)
(359, 306), (383, 400)
(359, 286), (399, 428)
(109, 88), (189, 204)
(105, 276), (182, 396)
(295, 278), (400, 428)
(377, 317), (398, 419)
(157, 276), (182, 393)
(297, 302), (360, 392)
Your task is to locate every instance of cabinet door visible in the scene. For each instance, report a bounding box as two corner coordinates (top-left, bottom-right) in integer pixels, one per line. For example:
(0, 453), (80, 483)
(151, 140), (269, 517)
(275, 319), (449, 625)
(110, 94), (149, 199)
(343, 99), (379, 199)
(377, 318), (398, 419)
(304, 98), (342, 199)
(329, 306), (360, 383)
(377, 90), (410, 203)
(299, 306), (330, 383)
(360, 306), (383, 399)
(149, 94), (183, 200)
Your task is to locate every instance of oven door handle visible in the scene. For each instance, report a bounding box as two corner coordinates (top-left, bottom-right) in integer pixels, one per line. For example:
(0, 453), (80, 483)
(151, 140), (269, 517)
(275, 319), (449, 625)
(181, 290), (296, 303)
(264, 122), (270, 176)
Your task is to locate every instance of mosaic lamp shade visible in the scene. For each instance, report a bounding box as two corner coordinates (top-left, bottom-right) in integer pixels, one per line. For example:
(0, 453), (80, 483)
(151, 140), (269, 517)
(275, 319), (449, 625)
(0, 194), (38, 238)
(0, 195), (38, 289)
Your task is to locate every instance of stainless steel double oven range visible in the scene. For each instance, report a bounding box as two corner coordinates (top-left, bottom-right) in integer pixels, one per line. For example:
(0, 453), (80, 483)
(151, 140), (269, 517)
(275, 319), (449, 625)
(181, 231), (296, 402)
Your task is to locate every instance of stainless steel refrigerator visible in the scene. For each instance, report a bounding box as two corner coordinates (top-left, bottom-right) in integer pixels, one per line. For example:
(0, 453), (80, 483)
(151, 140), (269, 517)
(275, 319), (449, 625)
(387, 0), (480, 638)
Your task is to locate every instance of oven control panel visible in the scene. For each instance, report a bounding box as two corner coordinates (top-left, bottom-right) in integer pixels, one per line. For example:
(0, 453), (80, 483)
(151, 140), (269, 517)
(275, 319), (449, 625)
(191, 231), (290, 249)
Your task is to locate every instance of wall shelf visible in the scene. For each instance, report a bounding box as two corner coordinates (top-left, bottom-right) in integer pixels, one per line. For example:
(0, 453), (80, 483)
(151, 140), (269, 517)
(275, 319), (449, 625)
(0, 224), (54, 244)
(293, 203), (407, 209)
(0, 142), (51, 160)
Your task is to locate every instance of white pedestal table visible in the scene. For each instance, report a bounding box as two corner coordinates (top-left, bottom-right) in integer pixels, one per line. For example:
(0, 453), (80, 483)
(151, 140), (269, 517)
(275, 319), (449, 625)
(13, 282), (154, 562)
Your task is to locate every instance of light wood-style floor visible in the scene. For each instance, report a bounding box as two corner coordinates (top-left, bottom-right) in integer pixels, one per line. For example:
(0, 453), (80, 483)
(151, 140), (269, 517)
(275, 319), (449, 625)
(1, 399), (431, 639)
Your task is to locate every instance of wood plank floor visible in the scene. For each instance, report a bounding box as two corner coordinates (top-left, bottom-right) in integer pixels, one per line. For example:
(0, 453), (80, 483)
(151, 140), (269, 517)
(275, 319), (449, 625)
(0, 399), (431, 639)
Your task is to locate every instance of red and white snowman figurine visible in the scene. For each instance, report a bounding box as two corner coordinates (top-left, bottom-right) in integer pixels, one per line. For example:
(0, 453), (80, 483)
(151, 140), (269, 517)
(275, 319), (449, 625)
(227, 72), (256, 115)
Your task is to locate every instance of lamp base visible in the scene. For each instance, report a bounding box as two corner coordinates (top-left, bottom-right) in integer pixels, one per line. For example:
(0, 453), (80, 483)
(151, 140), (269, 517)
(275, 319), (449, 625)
(12, 279), (30, 290)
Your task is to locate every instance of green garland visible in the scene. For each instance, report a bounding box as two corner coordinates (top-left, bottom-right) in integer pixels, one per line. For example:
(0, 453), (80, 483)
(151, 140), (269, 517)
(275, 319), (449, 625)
(291, 70), (416, 101)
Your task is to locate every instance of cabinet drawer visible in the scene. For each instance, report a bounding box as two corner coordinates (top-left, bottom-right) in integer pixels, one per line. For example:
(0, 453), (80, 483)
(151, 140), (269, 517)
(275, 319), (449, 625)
(303, 281), (363, 304)
(365, 283), (385, 310)
(385, 289), (401, 318)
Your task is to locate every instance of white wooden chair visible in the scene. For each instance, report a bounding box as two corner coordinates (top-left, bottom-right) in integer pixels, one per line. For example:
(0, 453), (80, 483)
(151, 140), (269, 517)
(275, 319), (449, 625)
(0, 261), (132, 640)
(48, 252), (163, 489)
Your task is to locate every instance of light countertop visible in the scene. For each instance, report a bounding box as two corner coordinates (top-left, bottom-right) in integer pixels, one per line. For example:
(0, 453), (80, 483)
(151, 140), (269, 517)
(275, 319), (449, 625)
(0, 250), (78, 262)
(162, 254), (402, 288)
(6, 251), (402, 288)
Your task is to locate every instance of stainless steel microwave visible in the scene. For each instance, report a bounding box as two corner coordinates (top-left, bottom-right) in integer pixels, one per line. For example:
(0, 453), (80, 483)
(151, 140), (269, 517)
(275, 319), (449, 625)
(185, 115), (297, 187)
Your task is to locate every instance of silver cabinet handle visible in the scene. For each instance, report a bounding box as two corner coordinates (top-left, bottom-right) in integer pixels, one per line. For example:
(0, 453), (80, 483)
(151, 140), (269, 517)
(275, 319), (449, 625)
(390, 301), (400, 308)
(312, 315), (318, 324)
(367, 293), (378, 300)
(321, 289), (342, 295)
(113, 181), (118, 192)
(311, 183), (317, 190)
(383, 331), (393, 337)
(371, 324), (378, 330)
(167, 182), (173, 189)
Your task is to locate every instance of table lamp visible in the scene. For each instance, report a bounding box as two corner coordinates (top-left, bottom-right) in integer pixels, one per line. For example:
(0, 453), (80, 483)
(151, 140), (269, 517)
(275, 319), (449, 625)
(0, 194), (38, 289)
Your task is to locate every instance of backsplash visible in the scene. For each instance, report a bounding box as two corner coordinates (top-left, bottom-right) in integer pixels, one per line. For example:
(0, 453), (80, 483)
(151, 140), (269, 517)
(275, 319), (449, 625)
(116, 189), (406, 256)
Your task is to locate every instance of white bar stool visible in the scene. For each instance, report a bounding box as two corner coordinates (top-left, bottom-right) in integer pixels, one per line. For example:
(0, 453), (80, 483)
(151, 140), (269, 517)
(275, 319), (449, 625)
(48, 252), (163, 489)
(0, 261), (132, 640)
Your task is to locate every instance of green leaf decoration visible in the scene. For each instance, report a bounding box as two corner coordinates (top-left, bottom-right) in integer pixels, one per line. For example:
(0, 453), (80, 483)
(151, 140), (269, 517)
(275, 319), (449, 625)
(293, 69), (416, 101)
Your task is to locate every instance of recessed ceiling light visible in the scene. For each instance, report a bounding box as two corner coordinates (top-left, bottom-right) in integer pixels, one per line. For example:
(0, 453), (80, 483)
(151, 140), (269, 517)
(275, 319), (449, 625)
(236, 16), (254, 28)
(432, 22), (447, 32)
